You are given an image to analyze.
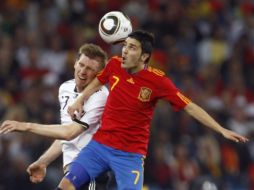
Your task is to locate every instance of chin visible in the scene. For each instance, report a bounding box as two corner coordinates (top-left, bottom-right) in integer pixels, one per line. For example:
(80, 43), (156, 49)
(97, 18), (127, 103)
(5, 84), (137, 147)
(121, 63), (127, 68)
(121, 63), (130, 68)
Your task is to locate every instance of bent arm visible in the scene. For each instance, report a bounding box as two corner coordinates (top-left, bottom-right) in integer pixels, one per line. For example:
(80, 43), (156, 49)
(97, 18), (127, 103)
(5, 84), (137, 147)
(26, 140), (62, 183)
(36, 140), (62, 166)
(184, 102), (248, 142)
(68, 78), (103, 118)
(80, 77), (103, 101)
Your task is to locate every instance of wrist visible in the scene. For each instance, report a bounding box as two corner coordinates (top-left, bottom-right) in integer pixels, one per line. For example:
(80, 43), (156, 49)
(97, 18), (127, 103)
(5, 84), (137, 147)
(38, 157), (50, 166)
(26, 122), (33, 132)
(220, 127), (228, 136)
(80, 93), (87, 102)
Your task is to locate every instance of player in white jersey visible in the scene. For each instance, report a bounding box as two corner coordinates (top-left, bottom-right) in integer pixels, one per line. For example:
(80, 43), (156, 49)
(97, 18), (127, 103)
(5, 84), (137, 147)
(0, 44), (113, 190)
(59, 79), (109, 173)
(59, 79), (108, 170)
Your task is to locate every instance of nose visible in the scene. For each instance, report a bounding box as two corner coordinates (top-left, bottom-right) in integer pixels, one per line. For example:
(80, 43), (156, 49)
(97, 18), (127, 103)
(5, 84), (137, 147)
(122, 51), (127, 59)
(80, 66), (87, 73)
(122, 46), (128, 55)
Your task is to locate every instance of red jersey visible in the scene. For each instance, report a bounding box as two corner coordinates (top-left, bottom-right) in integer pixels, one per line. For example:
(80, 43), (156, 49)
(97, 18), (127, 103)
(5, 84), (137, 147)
(93, 56), (191, 155)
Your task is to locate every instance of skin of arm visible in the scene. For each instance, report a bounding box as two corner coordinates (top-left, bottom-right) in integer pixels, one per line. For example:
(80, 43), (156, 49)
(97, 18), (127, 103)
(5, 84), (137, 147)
(0, 120), (85, 141)
(68, 77), (103, 119)
(26, 140), (62, 183)
(34, 140), (62, 166)
(184, 102), (248, 142)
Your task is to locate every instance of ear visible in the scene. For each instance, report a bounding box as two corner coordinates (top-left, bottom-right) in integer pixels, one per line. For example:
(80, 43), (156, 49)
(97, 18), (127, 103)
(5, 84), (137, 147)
(74, 53), (81, 68)
(141, 53), (149, 62)
(74, 60), (78, 69)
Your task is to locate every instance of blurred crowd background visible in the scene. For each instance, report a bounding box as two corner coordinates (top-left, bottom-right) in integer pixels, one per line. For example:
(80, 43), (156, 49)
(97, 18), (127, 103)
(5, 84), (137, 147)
(0, 0), (254, 189)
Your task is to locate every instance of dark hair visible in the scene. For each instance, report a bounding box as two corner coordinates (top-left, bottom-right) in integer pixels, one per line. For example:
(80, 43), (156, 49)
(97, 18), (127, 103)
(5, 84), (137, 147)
(128, 30), (155, 63)
(77, 43), (108, 70)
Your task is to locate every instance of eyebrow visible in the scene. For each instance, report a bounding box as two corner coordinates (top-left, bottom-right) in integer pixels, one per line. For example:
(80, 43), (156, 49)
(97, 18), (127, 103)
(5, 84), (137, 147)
(126, 42), (140, 49)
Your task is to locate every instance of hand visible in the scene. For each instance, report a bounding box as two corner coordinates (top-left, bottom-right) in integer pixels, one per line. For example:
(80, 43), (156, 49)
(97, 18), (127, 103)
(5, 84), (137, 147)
(68, 95), (84, 120)
(0, 120), (29, 134)
(221, 128), (249, 143)
(27, 161), (47, 183)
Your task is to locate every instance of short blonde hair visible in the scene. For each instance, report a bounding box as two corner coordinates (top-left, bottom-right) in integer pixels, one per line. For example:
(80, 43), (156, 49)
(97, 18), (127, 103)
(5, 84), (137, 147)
(78, 43), (108, 70)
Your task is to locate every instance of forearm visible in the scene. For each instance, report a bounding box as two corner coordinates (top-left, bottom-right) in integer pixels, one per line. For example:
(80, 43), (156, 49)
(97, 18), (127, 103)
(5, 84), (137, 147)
(37, 140), (62, 166)
(183, 102), (248, 143)
(26, 122), (82, 140)
(184, 102), (224, 134)
(80, 77), (103, 101)
(26, 123), (69, 139)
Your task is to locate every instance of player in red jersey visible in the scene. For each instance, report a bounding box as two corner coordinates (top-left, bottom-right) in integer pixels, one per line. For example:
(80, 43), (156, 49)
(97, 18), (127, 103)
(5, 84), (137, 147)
(3, 30), (246, 190)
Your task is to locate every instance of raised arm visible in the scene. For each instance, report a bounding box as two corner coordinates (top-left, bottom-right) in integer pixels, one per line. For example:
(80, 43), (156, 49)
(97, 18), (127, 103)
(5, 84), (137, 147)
(27, 140), (62, 183)
(0, 120), (85, 140)
(184, 102), (249, 143)
(68, 77), (103, 119)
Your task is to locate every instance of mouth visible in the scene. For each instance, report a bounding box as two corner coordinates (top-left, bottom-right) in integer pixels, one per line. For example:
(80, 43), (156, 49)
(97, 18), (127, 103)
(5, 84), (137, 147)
(78, 76), (86, 80)
(122, 56), (126, 64)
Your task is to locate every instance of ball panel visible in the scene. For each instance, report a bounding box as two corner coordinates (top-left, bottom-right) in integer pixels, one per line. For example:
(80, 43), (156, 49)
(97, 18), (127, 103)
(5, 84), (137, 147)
(100, 15), (120, 35)
(98, 11), (132, 44)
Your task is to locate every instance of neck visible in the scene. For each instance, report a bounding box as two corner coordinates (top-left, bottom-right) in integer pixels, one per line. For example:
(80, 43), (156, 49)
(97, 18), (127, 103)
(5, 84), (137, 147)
(76, 85), (85, 93)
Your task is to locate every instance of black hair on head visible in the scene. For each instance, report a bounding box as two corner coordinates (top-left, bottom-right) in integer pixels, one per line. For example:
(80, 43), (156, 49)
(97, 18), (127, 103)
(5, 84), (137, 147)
(128, 30), (155, 55)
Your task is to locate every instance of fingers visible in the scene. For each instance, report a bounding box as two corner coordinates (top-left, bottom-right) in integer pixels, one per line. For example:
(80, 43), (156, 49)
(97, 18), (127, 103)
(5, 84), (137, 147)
(79, 106), (84, 115)
(234, 132), (249, 142)
(26, 167), (31, 175)
(67, 105), (84, 120)
(0, 121), (8, 134)
(26, 164), (36, 175)
(0, 120), (22, 134)
(67, 106), (76, 120)
(28, 169), (42, 184)
(237, 136), (249, 143)
(67, 94), (85, 119)
(30, 175), (43, 183)
(232, 134), (249, 143)
(0, 123), (13, 134)
(223, 129), (249, 143)
(80, 110), (85, 117)
(27, 164), (46, 183)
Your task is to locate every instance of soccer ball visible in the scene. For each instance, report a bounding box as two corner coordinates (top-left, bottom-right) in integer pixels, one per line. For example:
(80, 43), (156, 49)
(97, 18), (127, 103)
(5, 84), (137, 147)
(98, 11), (132, 44)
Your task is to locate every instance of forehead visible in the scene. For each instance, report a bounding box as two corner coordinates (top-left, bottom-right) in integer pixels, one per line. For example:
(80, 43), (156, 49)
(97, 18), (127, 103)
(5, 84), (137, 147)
(125, 37), (141, 48)
(78, 54), (100, 68)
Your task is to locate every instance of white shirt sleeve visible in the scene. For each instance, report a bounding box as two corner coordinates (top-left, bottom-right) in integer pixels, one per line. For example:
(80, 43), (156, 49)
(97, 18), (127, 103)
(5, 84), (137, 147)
(79, 86), (108, 129)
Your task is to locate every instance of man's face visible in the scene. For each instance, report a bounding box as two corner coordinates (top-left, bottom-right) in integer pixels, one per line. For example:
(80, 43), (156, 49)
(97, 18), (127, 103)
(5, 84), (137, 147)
(74, 54), (100, 92)
(121, 37), (144, 72)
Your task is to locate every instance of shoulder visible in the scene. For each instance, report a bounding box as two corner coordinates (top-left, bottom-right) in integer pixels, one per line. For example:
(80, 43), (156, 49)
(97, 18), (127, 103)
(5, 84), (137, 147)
(89, 85), (109, 101)
(107, 56), (122, 65)
(144, 66), (176, 88)
(146, 66), (166, 77)
(100, 85), (109, 94)
(97, 85), (109, 96)
(110, 56), (122, 62)
(84, 85), (108, 108)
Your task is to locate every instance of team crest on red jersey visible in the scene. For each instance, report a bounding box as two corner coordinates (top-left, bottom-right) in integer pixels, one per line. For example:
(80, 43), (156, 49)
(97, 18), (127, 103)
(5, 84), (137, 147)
(138, 87), (152, 102)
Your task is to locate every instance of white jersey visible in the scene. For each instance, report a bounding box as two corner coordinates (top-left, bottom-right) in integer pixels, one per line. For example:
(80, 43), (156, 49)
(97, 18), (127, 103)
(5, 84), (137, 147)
(58, 79), (108, 167)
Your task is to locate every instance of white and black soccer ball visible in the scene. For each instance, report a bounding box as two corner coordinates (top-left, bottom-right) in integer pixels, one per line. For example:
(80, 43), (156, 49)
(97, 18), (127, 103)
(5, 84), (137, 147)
(98, 11), (132, 44)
